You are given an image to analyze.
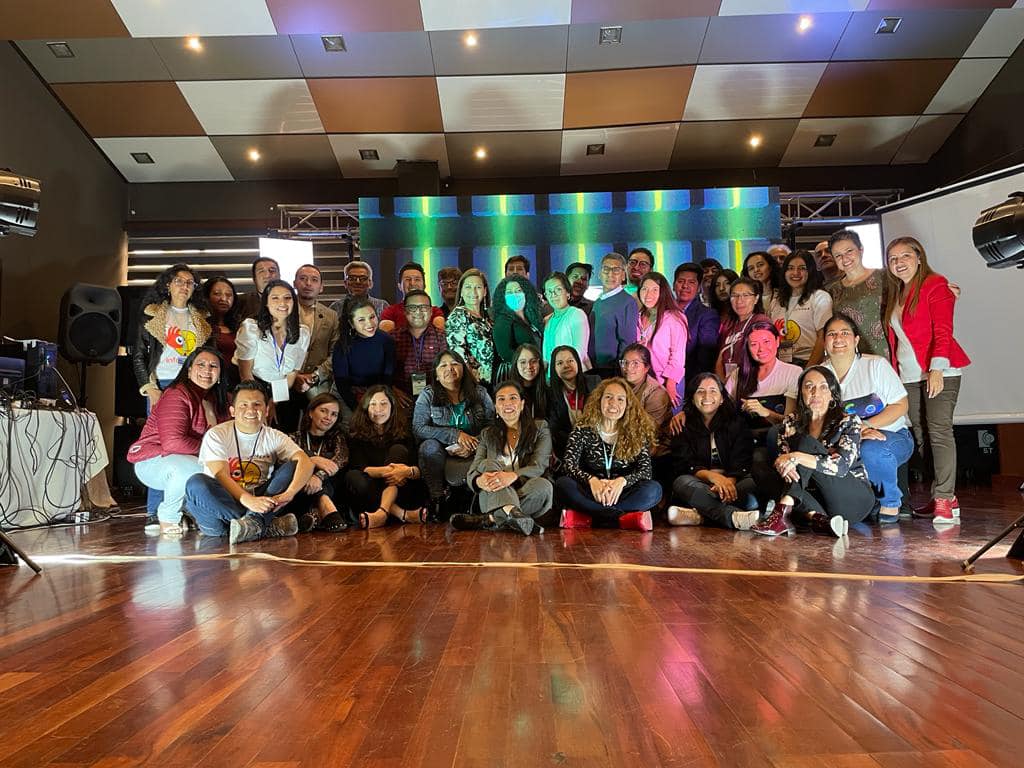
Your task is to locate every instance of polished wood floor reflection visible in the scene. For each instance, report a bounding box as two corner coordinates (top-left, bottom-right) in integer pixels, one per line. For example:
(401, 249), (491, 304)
(2, 485), (1024, 767)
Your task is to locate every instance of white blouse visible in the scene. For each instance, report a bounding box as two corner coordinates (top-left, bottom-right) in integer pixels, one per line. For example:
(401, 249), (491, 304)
(234, 318), (311, 383)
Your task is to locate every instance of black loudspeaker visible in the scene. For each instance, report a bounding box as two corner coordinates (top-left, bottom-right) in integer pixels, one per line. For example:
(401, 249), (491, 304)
(395, 160), (440, 197)
(115, 354), (146, 418)
(112, 423), (144, 495)
(58, 283), (121, 364)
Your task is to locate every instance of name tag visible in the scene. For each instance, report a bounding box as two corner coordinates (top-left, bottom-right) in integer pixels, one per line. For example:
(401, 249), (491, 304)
(270, 378), (289, 403)
(411, 372), (427, 397)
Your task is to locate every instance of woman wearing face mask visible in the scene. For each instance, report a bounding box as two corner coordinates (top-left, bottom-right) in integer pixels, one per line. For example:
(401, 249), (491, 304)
(667, 373), (760, 531)
(128, 347), (230, 535)
(547, 345), (601, 463)
(770, 251), (832, 367)
(290, 393), (350, 532)
(345, 385), (428, 528)
(508, 343), (549, 418)
(454, 381), (553, 535)
(541, 272), (591, 373)
(884, 237), (970, 524)
(331, 297), (396, 413)
(636, 272), (689, 407)
(492, 274), (544, 378)
(715, 277), (770, 380)
(727, 321), (800, 433)
(743, 251), (781, 313)
(445, 268), (495, 385)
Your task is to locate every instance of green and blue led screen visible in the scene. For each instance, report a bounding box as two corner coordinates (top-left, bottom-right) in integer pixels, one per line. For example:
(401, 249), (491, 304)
(359, 188), (780, 303)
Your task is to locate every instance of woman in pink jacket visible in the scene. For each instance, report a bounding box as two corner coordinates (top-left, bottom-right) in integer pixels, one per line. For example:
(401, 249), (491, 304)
(128, 347), (231, 534)
(884, 237), (971, 524)
(636, 272), (689, 407)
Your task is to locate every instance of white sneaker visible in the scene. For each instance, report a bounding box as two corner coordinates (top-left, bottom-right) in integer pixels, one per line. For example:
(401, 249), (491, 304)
(731, 509), (760, 531)
(667, 506), (702, 526)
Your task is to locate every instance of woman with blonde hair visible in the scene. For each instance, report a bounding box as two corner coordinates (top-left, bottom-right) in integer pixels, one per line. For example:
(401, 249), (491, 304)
(554, 377), (661, 531)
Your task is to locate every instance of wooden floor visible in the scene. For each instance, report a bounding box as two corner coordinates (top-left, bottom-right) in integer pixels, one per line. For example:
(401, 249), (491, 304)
(2, 485), (1024, 768)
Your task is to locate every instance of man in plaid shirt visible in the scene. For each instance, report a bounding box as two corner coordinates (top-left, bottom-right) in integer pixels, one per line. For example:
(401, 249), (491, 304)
(393, 290), (447, 408)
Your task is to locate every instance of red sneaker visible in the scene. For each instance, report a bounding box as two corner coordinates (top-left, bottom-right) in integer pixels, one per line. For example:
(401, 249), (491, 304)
(618, 510), (653, 532)
(560, 509), (592, 529)
(933, 498), (960, 525)
(915, 497), (961, 519)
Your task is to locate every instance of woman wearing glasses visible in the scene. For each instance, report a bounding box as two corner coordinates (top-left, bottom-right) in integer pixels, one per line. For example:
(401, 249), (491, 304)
(541, 272), (591, 374)
(715, 277), (770, 380)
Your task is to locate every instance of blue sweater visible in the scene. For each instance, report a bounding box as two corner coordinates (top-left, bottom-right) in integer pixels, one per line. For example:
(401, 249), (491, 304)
(332, 331), (395, 408)
(589, 289), (639, 369)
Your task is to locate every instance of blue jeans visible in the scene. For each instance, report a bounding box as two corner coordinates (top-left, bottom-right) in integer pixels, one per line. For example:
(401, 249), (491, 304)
(418, 438), (471, 499)
(133, 454), (202, 524)
(145, 377), (175, 514)
(554, 476), (663, 525)
(185, 460), (300, 536)
(859, 427), (914, 508)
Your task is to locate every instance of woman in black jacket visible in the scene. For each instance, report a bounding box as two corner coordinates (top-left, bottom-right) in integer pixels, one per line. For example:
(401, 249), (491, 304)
(667, 373), (760, 530)
(546, 345), (600, 464)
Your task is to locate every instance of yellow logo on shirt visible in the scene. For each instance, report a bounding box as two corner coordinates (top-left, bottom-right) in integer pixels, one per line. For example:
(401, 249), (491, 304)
(776, 318), (800, 344)
(166, 325), (197, 356)
(228, 458), (262, 486)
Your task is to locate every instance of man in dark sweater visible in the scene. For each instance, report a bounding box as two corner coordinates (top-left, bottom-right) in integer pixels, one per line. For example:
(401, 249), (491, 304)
(673, 262), (720, 380)
(589, 252), (639, 378)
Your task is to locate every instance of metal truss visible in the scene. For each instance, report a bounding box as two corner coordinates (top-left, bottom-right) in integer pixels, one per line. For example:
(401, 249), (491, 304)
(276, 203), (360, 241)
(779, 190), (902, 226)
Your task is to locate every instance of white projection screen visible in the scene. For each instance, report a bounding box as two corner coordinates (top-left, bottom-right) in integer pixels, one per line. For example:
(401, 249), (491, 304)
(880, 166), (1024, 424)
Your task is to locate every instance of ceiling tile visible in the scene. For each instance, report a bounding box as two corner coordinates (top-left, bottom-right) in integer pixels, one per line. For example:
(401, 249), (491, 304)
(178, 80), (323, 135)
(718, 1), (868, 14)
(964, 8), (1024, 57)
(265, 0), (424, 33)
(445, 131), (562, 177)
(560, 123), (678, 175)
(211, 134), (341, 180)
(892, 114), (964, 165)
(309, 77), (443, 132)
(429, 25), (568, 76)
(670, 119), (799, 169)
(925, 58), (1005, 114)
(437, 74), (566, 132)
(52, 81), (203, 137)
(564, 67), (694, 129)
(290, 32), (434, 77)
(109, 0), (277, 37)
(780, 116), (918, 166)
(832, 9), (992, 60)
(96, 136), (233, 182)
(804, 60), (955, 117)
(328, 134), (450, 177)
(419, 0), (571, 31)
(567, 19), (708, 72)
(570, 0), (721, 23)
(683, 63), (826, 121)
(699, 13), (850, 64)
(151, 36), (302, 80)
(0, 0), (129, 39)
(15, 38), (170, 83)
(865, 1), (1013, 9)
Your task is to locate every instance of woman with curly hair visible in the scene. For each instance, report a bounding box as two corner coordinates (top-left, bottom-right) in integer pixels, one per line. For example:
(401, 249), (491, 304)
(636, 271), (689, 406)
(290, 393), (350, 532)
(345, 385), (428, 529)
(554, 378), (661, 531)
(445, 268), (495, 385)
(202, 275), (240, 387)
(492, 273), (544, 377)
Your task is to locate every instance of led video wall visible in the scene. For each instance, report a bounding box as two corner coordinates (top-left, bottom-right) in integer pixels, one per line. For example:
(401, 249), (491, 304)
(359, 188), (780, 304)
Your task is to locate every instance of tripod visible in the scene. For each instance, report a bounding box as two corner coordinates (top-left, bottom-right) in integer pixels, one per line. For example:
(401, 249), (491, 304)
(0, 528), (42, 574)
(961, 510), (1024, 572)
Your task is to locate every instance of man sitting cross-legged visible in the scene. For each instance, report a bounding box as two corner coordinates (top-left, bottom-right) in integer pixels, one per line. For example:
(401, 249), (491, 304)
(185, 380), (315, 544)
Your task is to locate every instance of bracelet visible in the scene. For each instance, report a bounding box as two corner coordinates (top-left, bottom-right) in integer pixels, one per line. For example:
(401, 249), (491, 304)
(314, 469), (328, 480)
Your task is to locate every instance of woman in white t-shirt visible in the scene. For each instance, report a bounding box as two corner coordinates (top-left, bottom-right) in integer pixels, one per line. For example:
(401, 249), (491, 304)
(770, 251), (833, 367)
(726, 320), (800, 433)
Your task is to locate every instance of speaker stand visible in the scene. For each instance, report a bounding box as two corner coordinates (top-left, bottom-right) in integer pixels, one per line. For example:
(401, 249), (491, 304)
(962, 509), (1024, 571)
(0, 529), (43, 574)
(77, 362), (88, 408)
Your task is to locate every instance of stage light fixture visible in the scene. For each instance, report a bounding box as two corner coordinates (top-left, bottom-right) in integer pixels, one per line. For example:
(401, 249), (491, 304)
(359, 149), (380, 161)
(46, 41), (74, 58)
(464, 32), (478, 47)
(474, 147), (487, 160)
(321, 35), (346, 52)
(973, 192), (1024, 269)
(797, 16), (813, 33)
(876, 17), (901, 34)
(599, 26), (622, 45)
(185, 36), (203, 52)
(0, 170), (41, 238)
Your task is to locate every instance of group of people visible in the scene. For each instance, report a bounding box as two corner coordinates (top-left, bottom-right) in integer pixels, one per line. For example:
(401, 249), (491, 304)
(127, 228), (969, 544)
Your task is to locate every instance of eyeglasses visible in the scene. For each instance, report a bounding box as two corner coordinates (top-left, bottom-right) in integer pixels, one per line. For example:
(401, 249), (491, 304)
(600, 265), (624, 274)
(347, 275), (369, 284)
(406, 305), (432, 313)
(544, 286), (566, 296)
(627, 259), (652, 268)
(619, 359), (645, 369)
(171, 278), (195, 289)
(730, 292), (757, 300)
(439, 279), (459, 287)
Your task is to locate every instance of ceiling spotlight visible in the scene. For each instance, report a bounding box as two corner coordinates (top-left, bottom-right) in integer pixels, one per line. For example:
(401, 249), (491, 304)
(185, 36), (203, 52)
(474, 147), (487, 160)
(876, 17), (901, 34)
(797, 16), (813, 34)
(586, 143), (605, 156)
(814, 134), (837, 148)
(247, 149), (261, 162)
(599, 26), (623, 45)
(748, 134), (763, 149)
(321, 35), (347, 52)
(46, 41), (75, 58)
(464, 32), (478, 47)
(359, 149), (380, 161)
(130, 152), (154, 164)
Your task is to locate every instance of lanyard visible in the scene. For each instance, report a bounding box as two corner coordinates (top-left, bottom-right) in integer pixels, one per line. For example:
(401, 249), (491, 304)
(233, 424), (263, 480)
(305, 433), (325, 458)
(274, 337), (288, 371)
(412, 332), (427, 367)
(600, 438), (616, 479)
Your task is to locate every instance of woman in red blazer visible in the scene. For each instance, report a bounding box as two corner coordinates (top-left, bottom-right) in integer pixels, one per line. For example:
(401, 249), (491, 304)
(884, 237), (971, 524)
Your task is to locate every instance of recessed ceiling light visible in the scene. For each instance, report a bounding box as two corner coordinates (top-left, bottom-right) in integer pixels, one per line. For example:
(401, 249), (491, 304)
(814, 134), (837, 148)
(185, 36), (203, 52)
(749, 134), (763, 149)
(464, 32), (478, 47)
(474, 147), (487, 160)
(876, 17), (901, 34)
(321, 35), (346, 52)
(797, 16), (813, 34)
(46, 41), (74, 58)
(130, 152), (154, 164)
(359, 149), (380, 161)
(599, 26), (622, 45)
(247, 149), (261, 162)
(586, 143), (605, 156)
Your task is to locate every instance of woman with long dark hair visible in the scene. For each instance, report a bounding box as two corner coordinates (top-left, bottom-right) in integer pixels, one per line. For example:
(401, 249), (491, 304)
(636, 272), (689, 406)
(128, 347), (229, 534)
(290, 393), (350, 532)
(452, 380), (553, 535)
(492, 273), (544, 376)
(667, 373), (759, 530)
(751, 366), (876, 537)
(715, 277), (771, 380)
(547, 345), (600, 461)
(742, 251), (780, 312)
(331, 297), (396, 412)
(508, 342), (549, 418)
(770, 251), (833, 366)
(445, 268), (495, 385)
(710, 269), (739, 323)
(202, 275), (240, 387)
(345, 385), (428, 528)
(884, 236), (971, 524)
(727, 320), (800, 432)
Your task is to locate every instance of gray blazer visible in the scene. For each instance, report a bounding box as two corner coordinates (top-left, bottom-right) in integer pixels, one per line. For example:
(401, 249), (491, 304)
(466, 420), (551, 490)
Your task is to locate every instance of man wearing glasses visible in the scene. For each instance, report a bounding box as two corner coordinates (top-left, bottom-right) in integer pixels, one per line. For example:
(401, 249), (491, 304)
(626, 247), (654, 293)
(393, 290), (448, 406)
(437, 267), (462, 318)
(329, 260), (389, 319)
(589, 252), (639, 378)
(379, 262), (445, 333)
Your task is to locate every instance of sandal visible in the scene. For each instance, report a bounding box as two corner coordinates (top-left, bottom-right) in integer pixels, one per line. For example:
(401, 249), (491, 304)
(359, 508), (389, 529)
(298, 511), (319, 533)
(159, 522), (184, 536)
(318, 511), (349, 532)
(392, 506), (427, 524)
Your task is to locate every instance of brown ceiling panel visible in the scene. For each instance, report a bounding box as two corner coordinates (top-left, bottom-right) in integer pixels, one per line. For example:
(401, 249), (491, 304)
(570, 0), (721, 23)
(803, 60), (956, 118)
(52, 82), (203, 137)
(309, 77), (442, 133)
(563, 66), (695, 129)
(265, 0), (424, 34)
(0, 0), (129, 39)
(211, 135), (342, 180)
(670, 119), (799, 170)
